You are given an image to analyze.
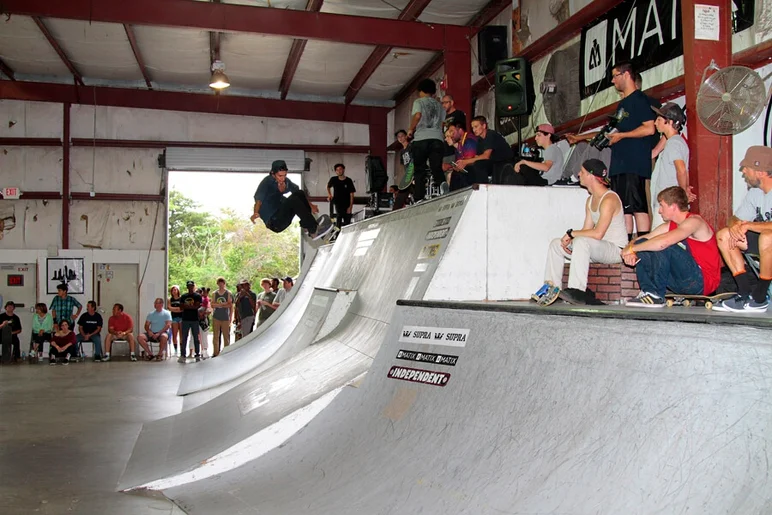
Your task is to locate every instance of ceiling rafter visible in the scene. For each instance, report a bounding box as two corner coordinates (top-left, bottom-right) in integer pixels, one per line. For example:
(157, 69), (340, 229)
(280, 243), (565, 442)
(278, 0), (325, 101)
(3, 0), (468, 52)
(0, 58), (16, 80)
(32, 16), (84, 86)
(124, 24), (153, 89)
(344, 0), (433, 105)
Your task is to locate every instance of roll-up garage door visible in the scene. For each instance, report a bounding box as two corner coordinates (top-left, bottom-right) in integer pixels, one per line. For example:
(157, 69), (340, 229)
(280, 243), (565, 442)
(164, 148), (305, 172)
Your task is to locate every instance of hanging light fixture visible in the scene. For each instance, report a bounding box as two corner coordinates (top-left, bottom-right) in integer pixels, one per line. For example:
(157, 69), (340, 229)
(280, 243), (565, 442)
(209, 60), (230, 90)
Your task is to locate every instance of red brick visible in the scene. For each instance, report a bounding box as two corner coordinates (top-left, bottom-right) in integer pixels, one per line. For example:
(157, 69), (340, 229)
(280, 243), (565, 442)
(607, 276), (621, 284)
(588, 276), (609, 284)
(607, 293), (621, 301)
(595, 292), (609, 301)
(587, 268), (598, 276)
(596, 284), (622, 292)
(621, 289), (639, 297)
(597, 268), (621, 276)
(621, 281), (636, 288)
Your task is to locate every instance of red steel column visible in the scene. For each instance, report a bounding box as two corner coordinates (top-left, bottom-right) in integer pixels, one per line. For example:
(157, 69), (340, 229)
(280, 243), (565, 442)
(369, 110), (388, 167)
(62, 103), (71, 249)
(443, 48), (472, 123)
(682, 0), (733, 228)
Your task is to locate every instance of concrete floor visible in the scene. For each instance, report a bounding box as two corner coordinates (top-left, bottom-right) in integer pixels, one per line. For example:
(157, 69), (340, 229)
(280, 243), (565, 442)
(0, 358), (187, 515)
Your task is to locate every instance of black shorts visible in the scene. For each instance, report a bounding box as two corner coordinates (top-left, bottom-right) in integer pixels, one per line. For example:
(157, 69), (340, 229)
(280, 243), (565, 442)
(745, 231), (761, 255)
(610, 174), (648, 215)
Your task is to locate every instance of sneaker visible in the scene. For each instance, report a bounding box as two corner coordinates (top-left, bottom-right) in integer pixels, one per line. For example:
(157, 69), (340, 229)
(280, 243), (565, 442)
(625, 291), (665, 308)
(309, 216), (334, 241)
(102, 354), (111, 362)
(195, 355), (201, 362)
(130, 354), (138, 362)
(713, 294), (769, 313)
(177, 356), (186, 364)
(531, 283), (551, 302)
(558, 287), (592, 305)
(553, 176), (580, 187)
(62, 357), (70, 365)
(49, 358), (57, 366)
(145, 354), (155, 361)
(94, 355), (102, 362)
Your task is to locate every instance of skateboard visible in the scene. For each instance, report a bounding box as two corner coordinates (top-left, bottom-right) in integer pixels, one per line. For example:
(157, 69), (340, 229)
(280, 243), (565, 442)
(398, 146), (414, 191)
(665, 292), (737, 309)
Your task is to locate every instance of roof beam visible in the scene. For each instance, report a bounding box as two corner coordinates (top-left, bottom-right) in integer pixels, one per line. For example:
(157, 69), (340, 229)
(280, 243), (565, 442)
(3, 0), (469, 52)
(0, 58), (15, 80)
(344, 0), (432, 105)
(392, 0), (510, 105)
(124, 24), (153, 89)
(32, 17), (84, 86)
(0, 80), (389, 125)
(279, 0), (324, 100)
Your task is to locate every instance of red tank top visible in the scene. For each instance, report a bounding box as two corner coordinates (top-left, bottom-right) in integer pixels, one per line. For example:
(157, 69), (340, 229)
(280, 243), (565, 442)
(669, 214), (721, 295)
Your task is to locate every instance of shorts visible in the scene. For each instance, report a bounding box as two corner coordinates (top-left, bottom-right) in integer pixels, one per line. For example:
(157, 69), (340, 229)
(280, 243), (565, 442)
(172, 317), (182, 324)
(744, 231), (761, 255)
(610, 174), (648, 215)
(144, 332), (163, 343)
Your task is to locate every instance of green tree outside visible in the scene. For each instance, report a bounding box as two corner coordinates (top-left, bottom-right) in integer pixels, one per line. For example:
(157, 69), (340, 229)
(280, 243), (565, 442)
(167, 189), (300, 291)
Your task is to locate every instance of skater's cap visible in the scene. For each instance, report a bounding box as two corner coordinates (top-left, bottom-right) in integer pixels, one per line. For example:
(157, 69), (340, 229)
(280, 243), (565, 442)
(740, 146), (772, 171)
(651, 102), (685, 126)
(283, 276), (294, 284)
(271, 160), (288, 172)
(186, 280), (195, 287)
(582, 158), (609, 184)
(239, 279), (250, 285)
(536, 123), (555, 135)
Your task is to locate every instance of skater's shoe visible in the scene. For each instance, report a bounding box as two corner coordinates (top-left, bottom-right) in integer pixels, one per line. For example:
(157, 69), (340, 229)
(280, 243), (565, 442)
(538, 285), (561, 306)
(713, 294), (769, 313)
(130, 353), (138, 362)
(195, 354), (202, 362)
(102, 354), (111, 362)
(49, 358), (57, 366)
(94, 355), (102, 362)
(531, 283), (551, 303)
(177, 356), (186, 364)
(625, 291), (664, 308)
(62, 357), (70, 365)
(553, 176), (580, 187)
(309, 216), (334, 241)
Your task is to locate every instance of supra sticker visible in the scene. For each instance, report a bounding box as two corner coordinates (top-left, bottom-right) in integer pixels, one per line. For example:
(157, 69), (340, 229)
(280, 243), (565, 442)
(387, 366), (450, 387)
(418, 243), (441, 260)
(399, 326), (469, 347)
(425, 227), (449, 240)
(438, 199), (465, 212)
(396, 349), (458, 367)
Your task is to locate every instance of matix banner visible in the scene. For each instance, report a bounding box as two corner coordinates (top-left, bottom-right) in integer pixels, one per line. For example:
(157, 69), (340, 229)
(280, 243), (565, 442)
(580, 0), (682, 99)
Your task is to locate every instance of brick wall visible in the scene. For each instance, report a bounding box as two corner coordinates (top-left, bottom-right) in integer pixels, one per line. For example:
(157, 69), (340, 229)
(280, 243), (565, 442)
(562, 263), (640, 304)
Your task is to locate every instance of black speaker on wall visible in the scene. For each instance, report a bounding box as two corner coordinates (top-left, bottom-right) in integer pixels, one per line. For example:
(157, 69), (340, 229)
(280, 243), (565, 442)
(365, 155), (388, 193)
(495, 57), (535, 117)
(478, 25), (509, 76)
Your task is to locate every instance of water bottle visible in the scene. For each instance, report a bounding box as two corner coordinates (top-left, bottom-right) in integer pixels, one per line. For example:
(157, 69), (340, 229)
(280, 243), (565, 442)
(21, 351), (26, 361)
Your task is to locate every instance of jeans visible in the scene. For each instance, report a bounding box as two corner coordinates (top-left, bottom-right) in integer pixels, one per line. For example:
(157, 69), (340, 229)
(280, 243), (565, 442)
(410, 138), (445, 201)
(180, 321), (201, 357)
(333, 202), (352, 229)
(266, 191), (318, 233)
(77, 334), (103, 357)
(634, 238), (704, 297)
(545, 236), (623, 291)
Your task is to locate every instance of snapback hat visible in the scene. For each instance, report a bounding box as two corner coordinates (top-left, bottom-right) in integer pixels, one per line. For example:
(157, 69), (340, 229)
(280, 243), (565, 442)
(283, 276), (294, 284)
(186, 280), (195, 287)
(740, 146), (772, 171)
(271, 160), (288, 172)
(582, 158), (610, 184)
(536, 123), (555, 135)
(651, 102), (686, 126)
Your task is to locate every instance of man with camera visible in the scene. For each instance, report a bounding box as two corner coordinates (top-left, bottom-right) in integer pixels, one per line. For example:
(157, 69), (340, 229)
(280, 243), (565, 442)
(566, 61), (656, 241)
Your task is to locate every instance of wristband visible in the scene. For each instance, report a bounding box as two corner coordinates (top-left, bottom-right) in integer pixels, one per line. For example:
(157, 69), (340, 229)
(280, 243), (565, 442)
(566, 229), (574, 240)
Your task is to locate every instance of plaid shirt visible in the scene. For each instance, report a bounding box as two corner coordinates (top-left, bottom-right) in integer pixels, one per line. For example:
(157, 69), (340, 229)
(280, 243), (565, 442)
(49, 295), (82, 324)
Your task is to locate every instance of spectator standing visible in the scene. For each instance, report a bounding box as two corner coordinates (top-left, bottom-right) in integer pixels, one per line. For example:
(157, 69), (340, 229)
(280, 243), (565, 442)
(168, 285), (183, 356)
(31, 303), (54, 361)
(179, 281), (203, 363)
(197, 287), (211, 358)
(236, 280), (258, 338)
(77, 301), (104, 362)
(327, 164), (356, 229)
(271, 276), (294, 312)
(211, 277), (233, 357)
(256, 278), (277, 328)
(49, 283), (82, 330)
(407, 79), (445, 201)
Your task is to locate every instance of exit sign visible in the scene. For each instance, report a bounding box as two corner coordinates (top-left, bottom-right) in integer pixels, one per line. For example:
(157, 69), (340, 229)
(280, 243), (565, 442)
(2, 187), (21, 199)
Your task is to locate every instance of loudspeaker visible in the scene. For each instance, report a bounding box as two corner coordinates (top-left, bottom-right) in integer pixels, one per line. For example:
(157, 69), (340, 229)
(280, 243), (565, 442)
(477, 26), (509, 76)
(365, 155), (388, 193)
(495, 57), (535, 117)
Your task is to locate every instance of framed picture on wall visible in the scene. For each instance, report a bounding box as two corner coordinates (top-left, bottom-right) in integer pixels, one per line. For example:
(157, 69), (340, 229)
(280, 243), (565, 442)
(46, 258), (85, 295)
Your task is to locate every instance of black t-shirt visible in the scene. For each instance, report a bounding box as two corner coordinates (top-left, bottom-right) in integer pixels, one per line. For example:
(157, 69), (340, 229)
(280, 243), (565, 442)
(645, 93), (662, 155)
(609, 89), (656, 178)
(443, 110), (467, 132)
(326, 176), (356, 206)
(477, 129), (514, 163)
(77, 312), (103, 336)
(236, 291), (257, 318)
(0, 313), (21, 334)
(179, 292), (203, 322)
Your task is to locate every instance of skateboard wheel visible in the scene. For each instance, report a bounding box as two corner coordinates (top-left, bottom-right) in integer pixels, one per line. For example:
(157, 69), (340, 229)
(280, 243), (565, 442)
(682, 299), (691, 307)
(665, 299), (674, 308)
(705, 301), (713, 310)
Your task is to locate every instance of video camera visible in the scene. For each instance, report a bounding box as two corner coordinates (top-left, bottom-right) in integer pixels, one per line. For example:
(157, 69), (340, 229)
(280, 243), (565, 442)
(589, 108), (628, 150)
(520, 143), (541, 160)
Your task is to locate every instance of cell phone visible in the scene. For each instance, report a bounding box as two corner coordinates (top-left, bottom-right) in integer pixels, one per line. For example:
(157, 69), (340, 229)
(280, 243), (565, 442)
(451, 162), (468, 173)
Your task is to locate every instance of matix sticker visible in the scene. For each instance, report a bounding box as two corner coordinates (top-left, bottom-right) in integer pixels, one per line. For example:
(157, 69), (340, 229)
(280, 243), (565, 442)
(396, 349), (458, 367)
(387, 366), (450, 387)
(425, 227), (449, 240)
(399, 326), (469, 347)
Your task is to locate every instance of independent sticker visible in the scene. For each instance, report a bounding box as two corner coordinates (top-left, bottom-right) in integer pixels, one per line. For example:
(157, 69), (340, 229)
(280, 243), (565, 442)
(387, 366), (450, 387)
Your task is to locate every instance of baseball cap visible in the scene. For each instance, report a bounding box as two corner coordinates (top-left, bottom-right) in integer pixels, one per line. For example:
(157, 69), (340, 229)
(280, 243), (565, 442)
(239, 279), (250, 285)
(186, 280), (195, 287)
(582, 159), (610, 184)
(740, 146), (772, 171)
(651, 102), (686, 126)
(271, 160), (288, 172)
(536, 123), (555, 134)
(283, 276), (294, 284)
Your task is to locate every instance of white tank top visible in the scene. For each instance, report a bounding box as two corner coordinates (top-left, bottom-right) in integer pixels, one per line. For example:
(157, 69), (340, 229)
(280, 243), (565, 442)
(589, 190), (628, 248)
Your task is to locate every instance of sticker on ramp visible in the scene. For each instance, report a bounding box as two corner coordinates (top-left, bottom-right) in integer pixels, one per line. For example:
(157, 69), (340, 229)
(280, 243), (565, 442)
(433, 216), (451, 228)
(418, 243), (441, 260)
(396, 349), (458, 367)
(399, 326), (469, 347)
(387, 366), (450, 387)
(425, 227), (449, 240)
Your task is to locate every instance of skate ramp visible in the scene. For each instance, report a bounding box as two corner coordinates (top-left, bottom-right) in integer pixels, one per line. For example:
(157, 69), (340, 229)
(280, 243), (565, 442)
(120, 186), (590, 491)
(165, 304), (772, 514)
(176, 245), (333, 396)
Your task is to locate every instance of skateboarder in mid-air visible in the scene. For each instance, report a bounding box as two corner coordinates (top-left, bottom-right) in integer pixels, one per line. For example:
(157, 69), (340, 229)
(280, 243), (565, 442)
(251, 160), (332, 240)
(621, 186), (721, 307)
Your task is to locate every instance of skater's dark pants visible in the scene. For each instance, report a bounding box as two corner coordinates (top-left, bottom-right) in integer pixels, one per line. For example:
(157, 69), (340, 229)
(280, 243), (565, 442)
(411, 139), (445, 201)
(333, 202), (352, 229)
(49, 344), (74, 360)
(634, 238), (704, 298)
(266, 191), (318, 233)
(1, 326), (20, 362)
(511, 164), (548, 186)
(393, 188), (411, 210)
(31, 332), (52, 353)
(180, 321), (201, 357)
